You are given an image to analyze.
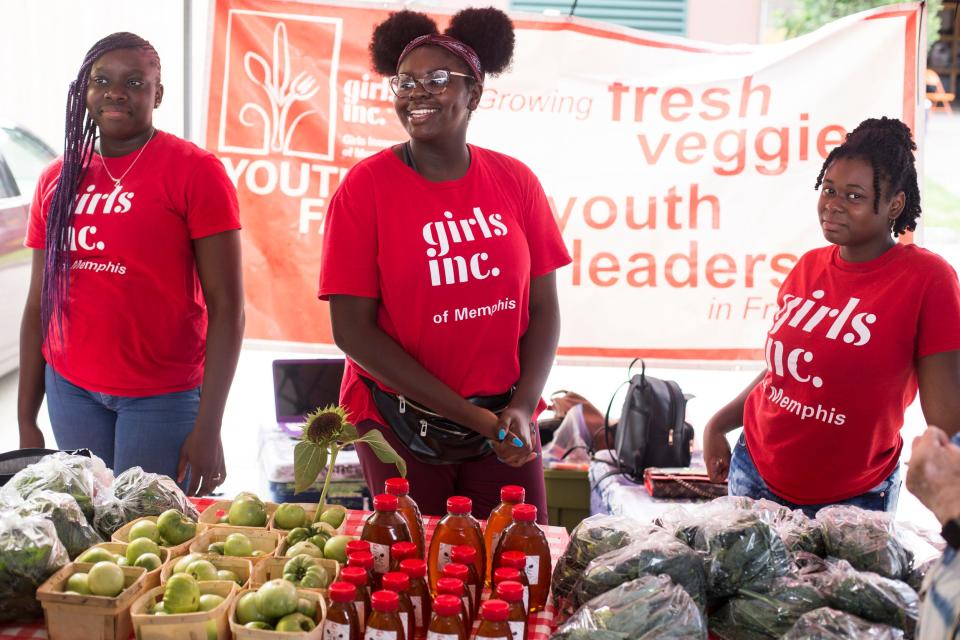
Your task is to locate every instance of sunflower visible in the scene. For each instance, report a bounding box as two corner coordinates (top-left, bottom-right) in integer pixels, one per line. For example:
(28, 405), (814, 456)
(301, 404), (351, 446)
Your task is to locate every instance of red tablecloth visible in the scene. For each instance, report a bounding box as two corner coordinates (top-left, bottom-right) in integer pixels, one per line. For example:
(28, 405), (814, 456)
(0, 497), (569, 640)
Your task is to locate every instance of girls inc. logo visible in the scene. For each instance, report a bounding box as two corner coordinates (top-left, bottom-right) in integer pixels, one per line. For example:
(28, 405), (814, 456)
(422, 207), (508, 286)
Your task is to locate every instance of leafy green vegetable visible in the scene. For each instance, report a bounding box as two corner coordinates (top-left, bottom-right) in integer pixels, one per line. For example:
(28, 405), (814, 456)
(10, 490), (102, 559)
(690, 510), (790, 599)
(552, 574), (706, 640)
(710, 577), (828, 639)
(783, 606), (905, 639)
(573, 530), (707, 611)
(822, 561), (918, 637)
(92, 466), (198, 538)
(551, 515), (653, 607)
(0, 511), (69, 622)
(2, 453), (111, 522)
(817, 505), (913, 580)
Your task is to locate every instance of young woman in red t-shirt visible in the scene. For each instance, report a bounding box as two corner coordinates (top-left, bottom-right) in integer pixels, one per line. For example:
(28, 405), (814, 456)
(319, 9), (570, 519)
(703, 117), (960, 517)
(17, 33), (244, 496)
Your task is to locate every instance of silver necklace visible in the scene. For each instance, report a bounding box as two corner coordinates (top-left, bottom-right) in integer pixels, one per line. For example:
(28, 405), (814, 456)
(98, 129), (155, 191)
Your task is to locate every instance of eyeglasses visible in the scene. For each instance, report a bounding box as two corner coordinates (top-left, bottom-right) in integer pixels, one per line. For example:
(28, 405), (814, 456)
(389, 70), (473, 98)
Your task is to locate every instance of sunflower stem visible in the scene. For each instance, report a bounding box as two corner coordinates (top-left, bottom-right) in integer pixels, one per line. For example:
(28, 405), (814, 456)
(315, 443), (340, 521)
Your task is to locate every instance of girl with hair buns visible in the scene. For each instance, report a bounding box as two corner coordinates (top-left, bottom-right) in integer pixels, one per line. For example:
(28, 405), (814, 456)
(702, 116), (960, 517)
(17, 32), (244, 496)
(319, 8), (570, 519)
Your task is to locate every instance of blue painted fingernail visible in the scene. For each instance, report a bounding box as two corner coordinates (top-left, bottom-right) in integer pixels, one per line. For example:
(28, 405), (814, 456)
(497, 428), (506, 441)
(512, 436), (524, 447)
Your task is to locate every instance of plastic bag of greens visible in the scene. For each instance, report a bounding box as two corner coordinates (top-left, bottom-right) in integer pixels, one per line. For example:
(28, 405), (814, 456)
(817, 505), (913, 580)
(1, 452), (112, 522)
(551, 514), (653, 606)
(552, 574), (707, 640)
(710, 576), (829, 639)
(572, 529), (707, 611)
(714, 495), (825, 556)
(690, 509), (790, 598)
(783, 607), (905, 639)
(6, 490), (102, 559)
(0, 510), (70, 622)
(821, 560), (919, 637)
(92, 466), (198, 538)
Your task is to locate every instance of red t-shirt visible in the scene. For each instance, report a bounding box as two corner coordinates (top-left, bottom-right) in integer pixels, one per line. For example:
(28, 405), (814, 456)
(26, 130), (240, 396)
(744, 243), (960, 504)
(318, 145), (571, 426)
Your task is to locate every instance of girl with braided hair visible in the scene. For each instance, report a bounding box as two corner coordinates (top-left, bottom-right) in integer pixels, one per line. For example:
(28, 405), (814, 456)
(17, 33), (244, 496)
(319, 9), (570, 519)
(703, 116), (960, 517)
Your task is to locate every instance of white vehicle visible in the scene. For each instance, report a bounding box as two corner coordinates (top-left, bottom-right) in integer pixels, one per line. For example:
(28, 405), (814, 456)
(0, 121), (56, 376)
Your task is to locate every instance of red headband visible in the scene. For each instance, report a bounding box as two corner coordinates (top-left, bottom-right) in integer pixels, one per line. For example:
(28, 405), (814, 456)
(397, 34), (483, 82)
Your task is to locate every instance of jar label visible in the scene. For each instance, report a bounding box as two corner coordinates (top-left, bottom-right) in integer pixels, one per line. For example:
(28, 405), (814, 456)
(355, 601), (366, 628)
(400, 611), (409, 635)
(411, 595), (424, 627)
(369, 541), (390, 574)
(324, 620), (351, 640)
(438, 542), (456, 573)
(509, 621), (525, 640)
(364, 628), (397, 640)
(525, 555), (540, 586)
(427, 634), (458, 640)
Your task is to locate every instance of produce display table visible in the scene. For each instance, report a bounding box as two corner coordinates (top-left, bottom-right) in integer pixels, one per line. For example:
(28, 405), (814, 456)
(1, 497), (570, 640)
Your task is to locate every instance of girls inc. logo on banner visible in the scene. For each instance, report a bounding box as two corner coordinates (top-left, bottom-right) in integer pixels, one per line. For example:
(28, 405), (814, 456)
(422, 207), (509, 286)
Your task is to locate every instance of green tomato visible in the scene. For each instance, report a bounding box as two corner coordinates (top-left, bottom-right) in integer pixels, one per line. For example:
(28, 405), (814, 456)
(173, 553), (203, 574)
(245, 622), (272, 630)
(163, 573), (200, 614)
(88, 562), (124, 597)
(302, 565), (330, 588)
(255, 579), (298, 619)
(207, 542), (225, 555)
(275, 612), (316, 632)
(77, 547), (115, 564)
(151, 601), (166, 615)
(134, 553), (162, 572)
(282, 554), (318, 584)
(116, 557), (128, 566)
(198, 593), (225, 612)
(128, 520), (160, 543)
(308, 534), (328, 552)
(251, 550), (266, 558)
(285, 541), (323, 558)
(156, 509), (197, 545)
(65, 572), (90, 595)
(285, 527), (311, 547)
(217, 569), (240, 585)
(223, 533), (253, 557)
(273, 504), (307, 530)
(318, 504), (347, 529)
(228, 494), (267, 527)
(322, 535), (354, 564)
(297, 597), (317, 619)
(186, 559), (219, 582)
(126, 537), (161, 565)
(235, 591), (268, 625)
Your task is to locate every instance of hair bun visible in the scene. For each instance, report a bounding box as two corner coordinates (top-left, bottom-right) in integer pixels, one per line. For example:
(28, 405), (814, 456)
(369, 10), (439, 75)
(847, 116), (916, 152)
(445, 7), (515, 76)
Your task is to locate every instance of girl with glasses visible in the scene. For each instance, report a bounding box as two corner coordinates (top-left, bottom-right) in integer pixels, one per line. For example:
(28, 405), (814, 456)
(319, 9), (570, 521)
(17, 33), (244, 497)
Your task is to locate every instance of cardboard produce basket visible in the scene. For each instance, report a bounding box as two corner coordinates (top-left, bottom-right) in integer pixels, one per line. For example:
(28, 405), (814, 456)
(250, 556), (339, 592)
(199, 499), (278, 530)
(85, 541), (170, 591)
(161, 553), (253, 588)
(130, 579), (237, 640)
(111, 515), (197, 557)
(36, 562), (148, 640)
(267, 502), (349, 534)
(189, 526), (280, 562)
(228, 587), (327, 639)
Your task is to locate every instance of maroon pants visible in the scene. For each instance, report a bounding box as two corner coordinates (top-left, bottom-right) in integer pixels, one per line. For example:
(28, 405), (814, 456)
(355, 420), (549, 525)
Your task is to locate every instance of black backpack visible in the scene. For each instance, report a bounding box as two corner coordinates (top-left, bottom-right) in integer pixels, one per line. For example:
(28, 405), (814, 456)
(603, 359), (694, 481)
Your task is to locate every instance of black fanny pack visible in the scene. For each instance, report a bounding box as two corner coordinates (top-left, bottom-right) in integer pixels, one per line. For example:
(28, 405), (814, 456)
(360, 376), (514, 465)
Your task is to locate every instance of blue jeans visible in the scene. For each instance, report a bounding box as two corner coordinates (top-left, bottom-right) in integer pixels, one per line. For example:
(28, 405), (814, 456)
(728, 433), (901, 519)
(45, 365), (200, 483)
